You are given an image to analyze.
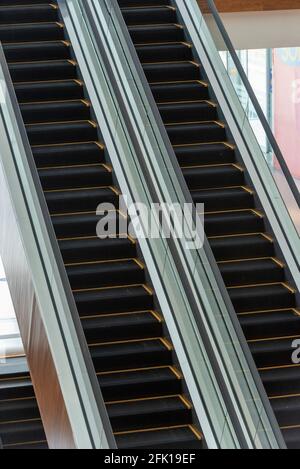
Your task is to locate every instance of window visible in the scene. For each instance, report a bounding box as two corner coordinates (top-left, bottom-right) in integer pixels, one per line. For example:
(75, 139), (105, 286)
(0, 257), (24, 362)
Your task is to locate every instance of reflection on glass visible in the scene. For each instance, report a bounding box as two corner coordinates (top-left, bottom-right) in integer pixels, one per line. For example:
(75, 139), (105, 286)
(219, 47), (300, 234)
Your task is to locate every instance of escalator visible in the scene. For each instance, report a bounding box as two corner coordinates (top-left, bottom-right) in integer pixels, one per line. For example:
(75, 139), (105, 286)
(117, 0), (300, 450)
(0, 0), (203, 449)
(0, 372), (47, 449)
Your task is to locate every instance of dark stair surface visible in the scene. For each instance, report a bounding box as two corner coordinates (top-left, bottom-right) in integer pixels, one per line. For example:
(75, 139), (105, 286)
(1, 0), (203, 450)
(117, 0), (300, 449)
(0, 373), (48, 449)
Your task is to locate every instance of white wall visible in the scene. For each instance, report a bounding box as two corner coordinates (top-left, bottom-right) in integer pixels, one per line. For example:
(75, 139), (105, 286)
(206, 9), (300, 50)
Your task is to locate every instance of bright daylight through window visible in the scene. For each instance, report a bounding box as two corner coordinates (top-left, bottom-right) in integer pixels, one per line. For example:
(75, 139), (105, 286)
(0, 257), (24, 362)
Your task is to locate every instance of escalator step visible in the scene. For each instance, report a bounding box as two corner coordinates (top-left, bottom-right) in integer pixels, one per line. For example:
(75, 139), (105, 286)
(66, 259), (145, 290)
(0, 22), (64, 43)
(0, 398), (40, 423)
(26, 120), (98, 145)
(192, 187), (253, 212)
(0, 376), (33, 401)
(271, 395), (300, 428)
(39, 163), (112, 191)
(261, 366), (300, 397)
(205, 210), (265, 237)
(151, 81), (209, 103)
(143, 61), (201, 83)
(129, 24), (184, 44)
(167, 121), (226, 145)
(249, 337), (299, 368)
(175, 142), (235, 166)
(20, 100), (91, 124)
(281, 427), (300, 450)
(82, 311), (162, 343)
(4, 41), (70, 62)
(59, 236), (136, 264)
(45, 186), (117, 214)
(219, 258), (284, 288)
(116, 425), (202, 449)
(74, 285), (153, 316)
(239, 309), (300, 341)
(0, 5), (58, 24)
(108, 396), (191, 433)
(33, 142), (104, 168)
(209, 233), (274, 262)
(183, 164), (244, 190)
(0, 372), (46, 449)
(159, 100), (217, 124)
(137, 43), (192, 63)
(229, 283), (295, 314)
(90, 338), (172, 372)
(0, 419), (45, 446)
(121, 6), (177, 26)
(99, 366), (182, 401)
(15, 79), (84, 103)
(9, 59), (77, 82)
(52, 210), (123, 238)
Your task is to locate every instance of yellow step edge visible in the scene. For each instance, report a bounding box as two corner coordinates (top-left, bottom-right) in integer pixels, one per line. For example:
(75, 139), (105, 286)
(26, 118), (96, 127)
(3, 439), (48, 448)
(51, 208), (121, 218)
(40, 162), (106, 171)
(247, 334), (300, 344)
(31, 140), (104, 149)
(72, 282), (150, 294)
(20, 98), (90, 106)
(217, 256), (284, 266)
(114, 424), (194, 436)
(228, 281), (294, 291)
(259, 363), (300, 372)
(88, 336), (172, 349)
(0, 417), (41, 426)
(80, 310), (161, 321)
(96, 365), (182, 379)
(64, 257), (144, 268)
(105, 393), (188, 407)
(238, 308), (300, 317)
(44, 184), (114, 194)
(270, 393), (300, 400)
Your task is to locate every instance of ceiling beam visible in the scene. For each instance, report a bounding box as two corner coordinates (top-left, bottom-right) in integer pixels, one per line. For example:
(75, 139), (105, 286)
(198, 0), (300, 13)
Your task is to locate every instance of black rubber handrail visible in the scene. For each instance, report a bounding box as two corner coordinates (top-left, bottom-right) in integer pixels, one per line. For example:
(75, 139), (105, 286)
(205, 0), (300, 210)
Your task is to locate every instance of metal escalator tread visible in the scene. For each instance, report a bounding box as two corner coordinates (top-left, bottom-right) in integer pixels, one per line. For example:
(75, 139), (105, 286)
(1, 0), (203, 449)
(15, 80), (85, 103)
(117, 0), (300, 449)
(0, 22), (65, 43)
(116, 425), (202, 449)
(98, 366), (183, 401)
(3, 41), (71, 62)
(0, 373), (48, 449)
(107, 395), (192, 432)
